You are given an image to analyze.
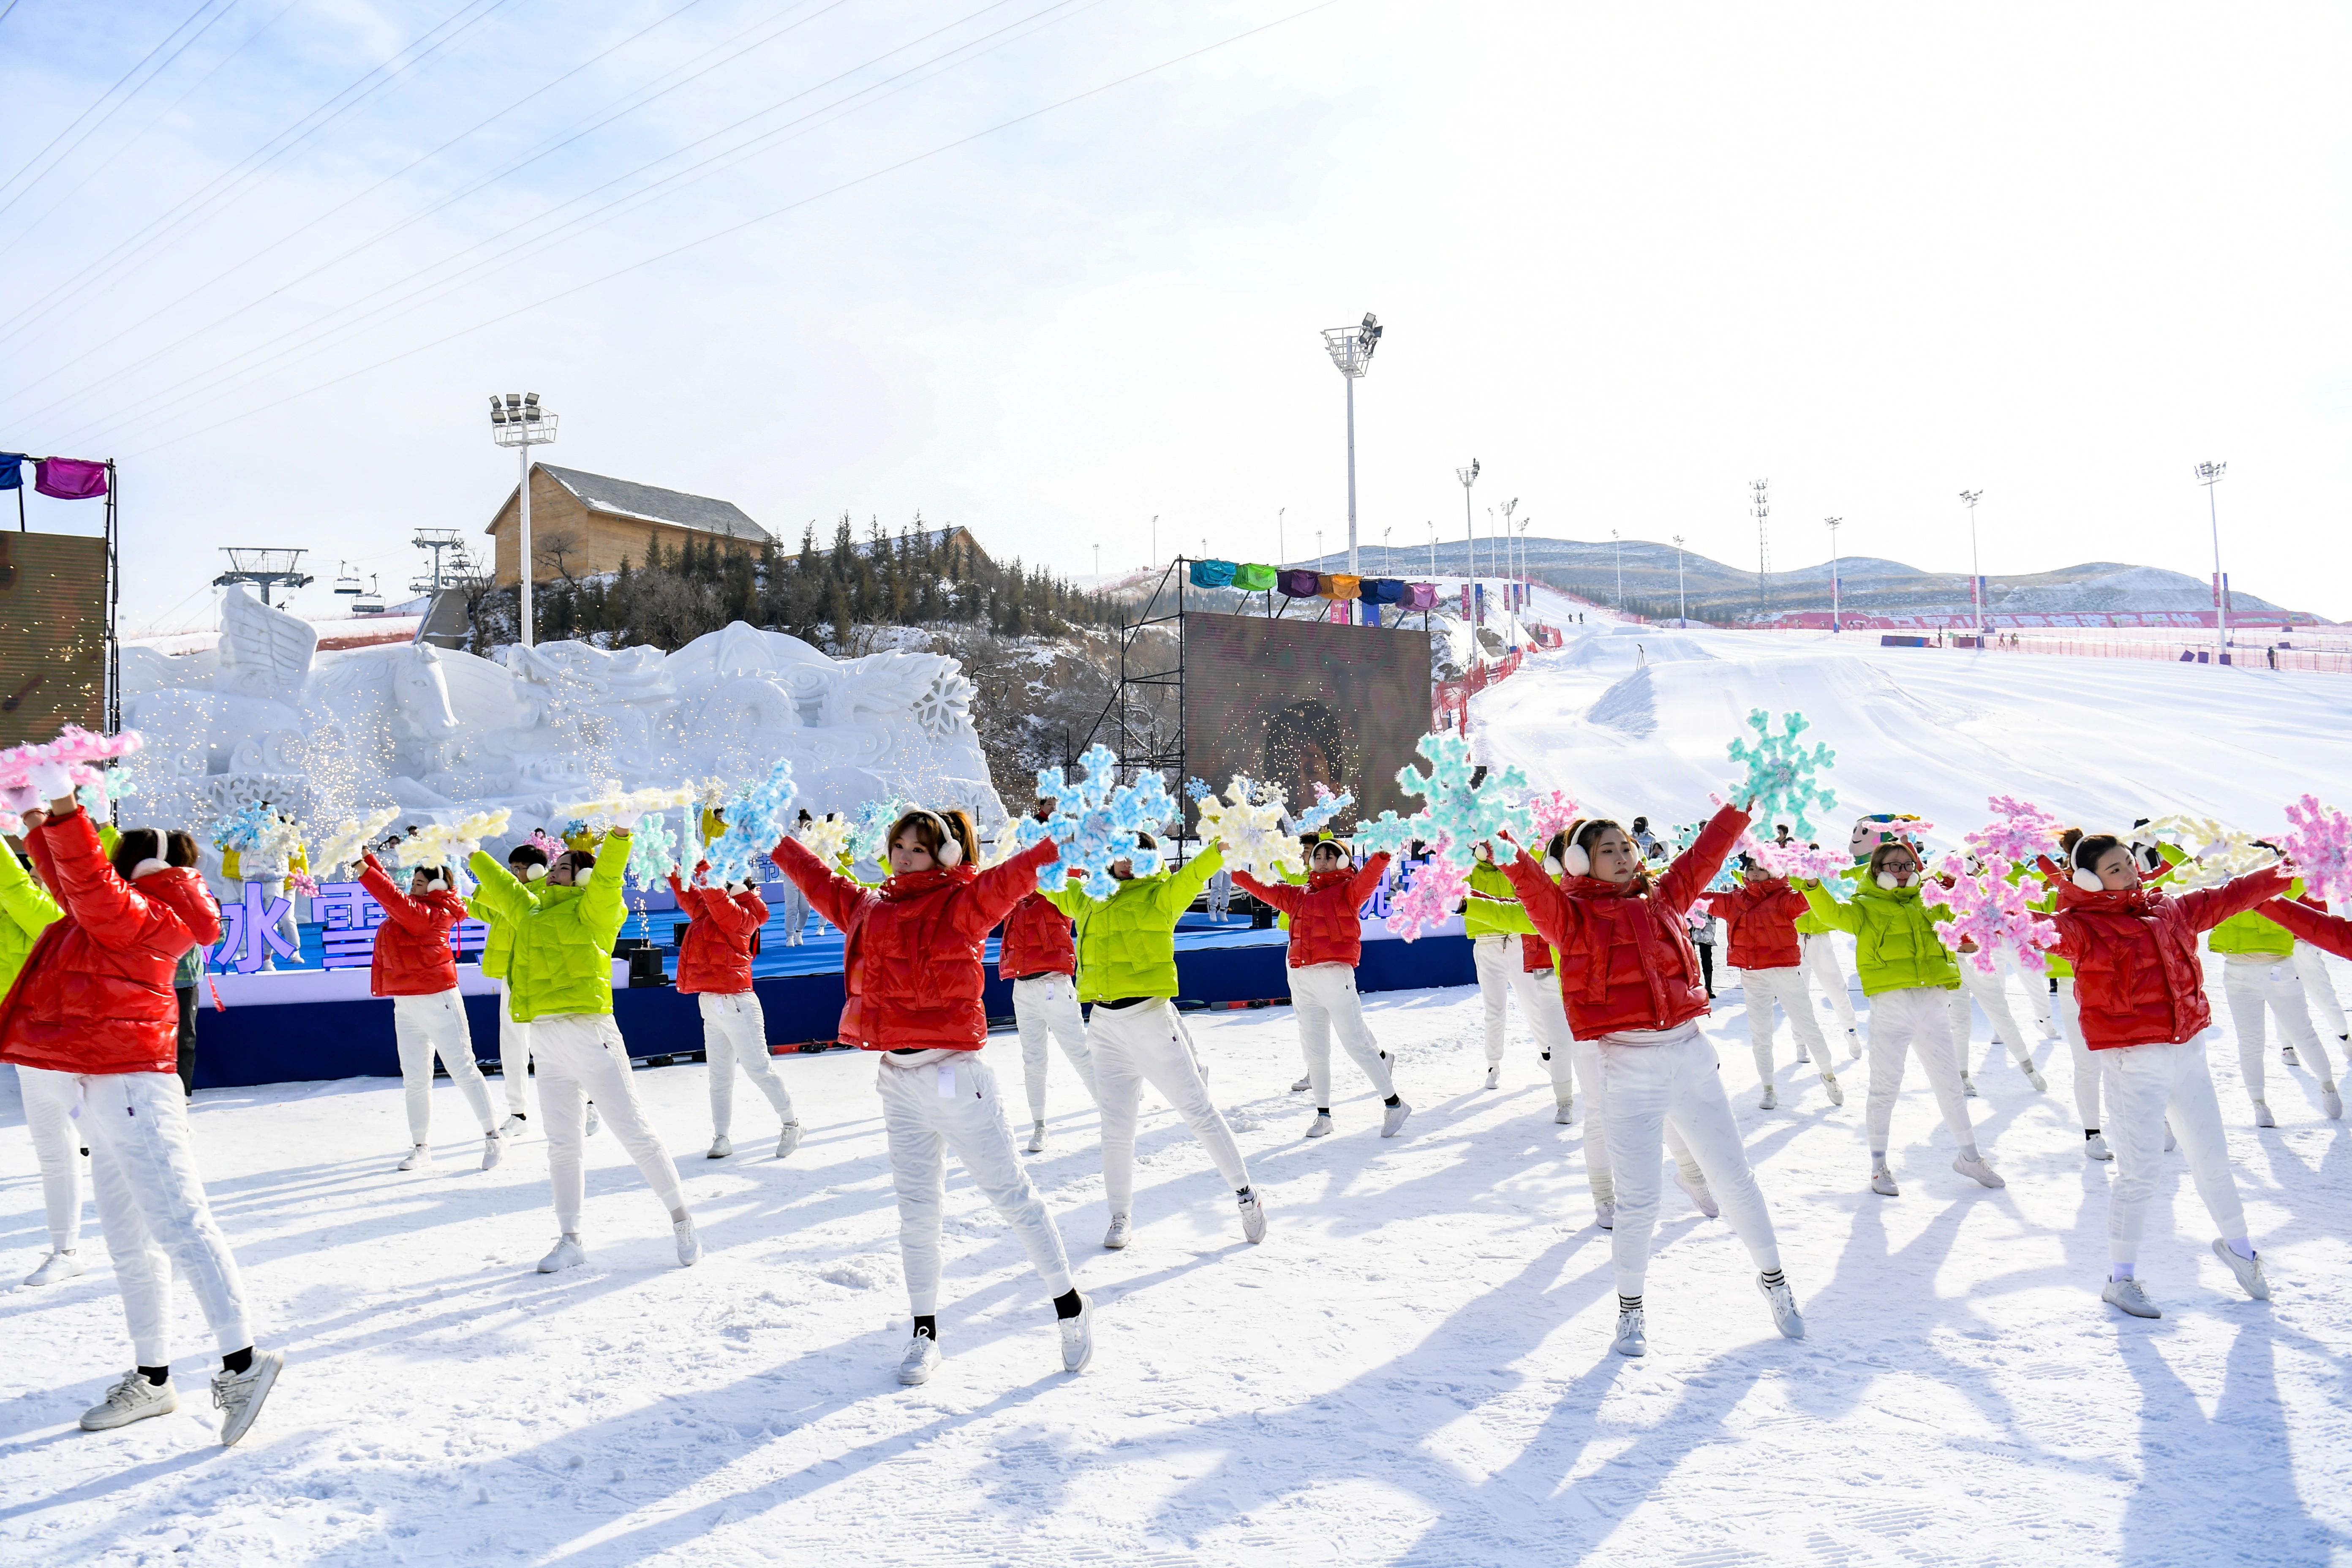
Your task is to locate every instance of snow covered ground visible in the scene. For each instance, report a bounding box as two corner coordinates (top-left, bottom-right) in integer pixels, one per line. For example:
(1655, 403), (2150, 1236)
(4, 965), (2349, 1567)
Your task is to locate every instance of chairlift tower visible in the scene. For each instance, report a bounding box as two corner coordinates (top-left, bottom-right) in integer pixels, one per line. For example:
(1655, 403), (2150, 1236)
(1750, 479), (1771, 621)
(411, 527), (467, 596)
(213, 547), (313, 607)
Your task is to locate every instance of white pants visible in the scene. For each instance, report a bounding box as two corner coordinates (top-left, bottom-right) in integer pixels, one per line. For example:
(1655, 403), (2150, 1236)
(2007, 951), (2056, 1034)
(1473, 934), (1520, 1063)
(700, 991), (794, 1135)
(780, 884), (810, 946)
(2221, 957), (2332, 1102)
(16, 1063), (84, 1252)
(1291, 962), (1395, 1108)
(2298, 942), (2349, 1040)
(1865, 985), (1977, 1157)
(1572, 1034), (1707, 1210)
(1089, 998), (1250, 1217)
(394, 989), (498, 1145)
(875, 1051), (1072, 1315)
(1013, 973), (1098, 1121)
(1597, 1025), (1781, 1297)
(76, 1070), (252, 1367)
(2055, 978), (2100, 1130)
(1803, 931), (1858, 1032)
(494, 976), (534, 1114)
(2103, 1036), (2246, 1267)
(1947, 964), (2034, 1072)
(1478, 936), (1577, 1103)
(1525, 968), (1579, 1106)
(1741, 965), (1829, 1084)
(532, 1014), (685, 1234)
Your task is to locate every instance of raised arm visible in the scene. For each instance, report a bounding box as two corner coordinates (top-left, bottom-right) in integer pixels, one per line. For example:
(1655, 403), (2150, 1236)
(1346, 852), (1393, 909)
(1157, 839), (1225, 921)
(773, 834), (877, 934)
(582, 830), (631, 945)
(739, 886), (769, 926)
(1229, 868), (1304, 916)
(31, 807), (151, 948)
(2175, 865), (2292, 935)
(667, 869), (711, 921)
(359, 854), (446, 934)
(1658, 803), (1750, 914)
(467, 851), (535, 926)
(0, 839), (63, 944)
(1499, 842), (1578, 956)
(1801, 881), (1861, 934)
(964, 837), (1065, 933)
(2258, 894), (2352, 960)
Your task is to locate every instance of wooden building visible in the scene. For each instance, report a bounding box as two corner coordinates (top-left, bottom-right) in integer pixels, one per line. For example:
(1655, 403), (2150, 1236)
(486, 464), (772, 586)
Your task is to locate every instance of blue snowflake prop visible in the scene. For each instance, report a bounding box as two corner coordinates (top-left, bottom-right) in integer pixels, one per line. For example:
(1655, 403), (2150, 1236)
(704, 759), (798, 885)
(1184, 776), (1211, 802)
(1725, 709), (1838, 839)
(1348, 733), (1532, 868)
(1295, 786), (1355, 836)
(848, 797), (909, 866)
(210, 799), (273, 852)
(1020, 745), (1176, 899)
(626, 809), (681, 891)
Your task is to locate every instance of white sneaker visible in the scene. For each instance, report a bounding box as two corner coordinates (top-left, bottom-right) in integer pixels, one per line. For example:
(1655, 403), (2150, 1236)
(777, 1122), (803, 1159)
(2325, 1086), (2344, 1121)
(2254, 1101), (2277, 1128)
(1289, 1075), (1311, 1094)
(584, 1103), (602, 1136)
(81, 1370), (176, 1430)
(1759, 1275), (1805, 1339)
(1870, 1162), (1900, 1197)
(1103, 1211), (1132, 1250)
(1381, 1100), (1412, 1138)
(1953, 1153), (2006, 1190)
(2212, 1238), (2271, 1300)
(1237, 1188), (1267, 1244)
(2023, 1063), (2048, 1092)
(480, 1132), (503, 1171)
(1554, 1097), (1574, 1125)
(537, 1236), (586, 1274)
(498, 1113), (528, 1139)
(1821, 1070), (1844, 1108)
(1059, 1296), (1094, 1373)
(898, 1332), (940, 1386)
(706, 1134), (733, 1160)
(1759, 1083), (1778, 1111)
(674, 1217), (703, 1266)
(397, 1144), (431, 1172)
(2103, 1277), (2160, 1318)
(2282, 1045), (2300, 1067)
(1960, 1072), (1979, 1099)
(1025, 1121), (1046, 1154)
(2085, 1132), (2113, 1162)
(1612, 1307), (1647, 1357)
(1594, 1201), (1615, 1230)
(1484, 1064), (1501, 1091)
(1674, 1168), (1720, 1218)
(211, 1350), (283, 1447)
(23, 1248), (82, 1287)
(1304, 1113), (1333, 1138)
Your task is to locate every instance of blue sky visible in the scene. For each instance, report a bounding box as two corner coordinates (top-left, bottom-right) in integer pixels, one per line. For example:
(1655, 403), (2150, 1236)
(3, 0), (2347, 626)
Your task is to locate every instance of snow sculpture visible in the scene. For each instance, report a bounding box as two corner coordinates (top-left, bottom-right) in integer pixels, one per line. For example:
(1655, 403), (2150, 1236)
(116, 586), (1005, 860)
(1726, 709), (1837, 839)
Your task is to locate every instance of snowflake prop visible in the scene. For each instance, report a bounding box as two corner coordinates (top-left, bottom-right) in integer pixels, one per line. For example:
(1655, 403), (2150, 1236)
(1965, 795), (2066, 866)
(1195, 775), (1304, 882)
(1925, 850), (2059, 974)
(702, 759), (797, 886)
(2281, 795), (2352, 907)
(1296, 783), (1355, 837)
(1352, 733), (1533, 878)
(1725, 710), (1838, 839)
(625, 811), (682, 891)
(393, 811), (514, 873)
(554, 781), (698, 835)
(848, 798), (911, 866)
(1184, 777), (1212, 802)
(796, 814), (853, 866)
(209, 800), (302, 874)
(528, 829), (565, 860)
(1521, 788), (1582, 846)
(1748, 838), (1852, 882)
(0, 724), (143, 793)
(2145, 814), (2278, 890)
(1383, 842), (1469, 942)
(310, 807), (403, 880)
(1018, 745), (1175, 899)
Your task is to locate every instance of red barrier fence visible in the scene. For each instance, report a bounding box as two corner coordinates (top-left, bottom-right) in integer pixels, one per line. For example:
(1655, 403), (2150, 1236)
(1987, 637), (2352, 675)
(1434, 650), (1527, 731)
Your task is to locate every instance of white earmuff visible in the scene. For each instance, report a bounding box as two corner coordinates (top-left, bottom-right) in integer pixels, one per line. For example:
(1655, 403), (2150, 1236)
(1876, 872), (1901, 891)
(524, 863), (548, 882)
(1563, 845), (1590, 877)
(427, 879), (449, 893)
(1542, 855), (1563, 878)
(936, 833), (964, 868)
(131, 858), (169, 880)
(2072, 867), (2103, 892)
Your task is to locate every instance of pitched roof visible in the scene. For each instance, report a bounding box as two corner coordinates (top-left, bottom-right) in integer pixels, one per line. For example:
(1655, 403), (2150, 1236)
(530, 465), (772, 544)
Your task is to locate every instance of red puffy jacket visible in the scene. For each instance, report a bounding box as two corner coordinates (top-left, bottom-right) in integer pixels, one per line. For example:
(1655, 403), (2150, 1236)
(1503, 805), (1747, 1040)
(773, 834), (1059, 1050)
(0, 806), (222, 1076)
(1701, 877), (1808, 970)
(669, 870), (766, 994)
(998, 890), (1076, 981)
(1521, 934), (1555, 974)
(1232, 854), (1390, 969)
(2050, 866), (2289, 1049)
(358, 855), (466, 997)
(2254, 893), (2352, 963)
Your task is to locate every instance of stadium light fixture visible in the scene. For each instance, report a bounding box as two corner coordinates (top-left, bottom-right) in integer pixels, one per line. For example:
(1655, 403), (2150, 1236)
(1825, 517), (1843, 634)
(1958, 489), (1984, 637)
(1322, 312), (1382, 574)
(489, 392), (558, 647)
(1456, 458), (1478, 580)
(2198, 462), (2227, 659)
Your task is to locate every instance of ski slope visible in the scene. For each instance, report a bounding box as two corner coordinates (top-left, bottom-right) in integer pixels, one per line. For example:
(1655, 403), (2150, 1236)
(1472, 623), (2352, 844)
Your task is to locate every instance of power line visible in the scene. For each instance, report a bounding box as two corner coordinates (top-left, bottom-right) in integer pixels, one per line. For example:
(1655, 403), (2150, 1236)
(0, 0), (228, 219)
(114, 0), (1348, 461)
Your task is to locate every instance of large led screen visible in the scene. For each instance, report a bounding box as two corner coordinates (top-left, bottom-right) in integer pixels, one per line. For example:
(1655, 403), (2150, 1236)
(1181, 611), (1432, 835)
(0, 530), (109, 749)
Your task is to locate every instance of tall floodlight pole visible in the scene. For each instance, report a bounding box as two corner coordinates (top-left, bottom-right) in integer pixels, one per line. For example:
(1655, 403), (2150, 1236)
(1320, 312), (1383, 574)
(1825, 517), (1843, 633)
(1611, 529), (1624, 609)
(1498, 496), (1519, 600)
(1383, 526), (1392, 575)
(2199, 462), (2227, 659)
(1671, 534), (1688, 624)
(489, 392), (558, 647)
(1456, 459), (1479, 580)
(1427, 519), (1437, 576)
(1958, 489), (1984, 636)
(1750, 478), (1771, 622)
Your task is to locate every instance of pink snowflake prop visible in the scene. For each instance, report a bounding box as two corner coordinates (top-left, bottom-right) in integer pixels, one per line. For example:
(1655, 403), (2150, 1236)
(1965, 795), (2065, 866)
(2281, 795), (2352, 908)
(1749, 838), (1851, 882)
(1926, 850), (2059, 974)
(1522, 789), (1582, 845)
(1385, 841), (1469, 941)
(0, 725), (143, 792)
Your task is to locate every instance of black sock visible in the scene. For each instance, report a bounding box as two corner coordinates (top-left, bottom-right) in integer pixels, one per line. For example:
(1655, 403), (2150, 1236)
(221, 1347), (253, 1376)
(1384, 1094), (1401, 1108)
(1236, 1186), (1253, 1200)
(138, 1365), (169, 1387)
(911, 1315), (936, 1341)
(1760, 1269), (1786, 1289)
(1052, 1289), (1083, 1320)
(2085, 1128), (2100, 1139)
(1618, 1293), (1643, 1314)
(1317, 1106), (1331, 1116)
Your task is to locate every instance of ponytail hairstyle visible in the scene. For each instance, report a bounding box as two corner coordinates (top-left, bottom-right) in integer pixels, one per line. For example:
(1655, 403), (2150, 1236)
(2056, 826), (2084, 860)
(1542, 829), (1573, 878)
(111, 826), (194, 881)
(888, 807), (979, 869)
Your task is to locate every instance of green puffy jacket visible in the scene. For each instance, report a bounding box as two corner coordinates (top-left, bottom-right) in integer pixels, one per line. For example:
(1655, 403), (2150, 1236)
(1463, 859), (1537, 939)
(1045, 842), (1222, 1002)
(468, 839), (628, 1021)
(466, 888), (527, 979)
(1801, 877), (1960, 995)
(0, 844), (64, 999)
(2209, 874), (2303, 958)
